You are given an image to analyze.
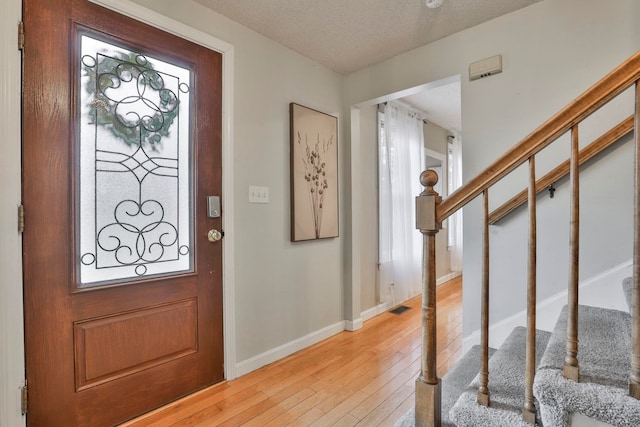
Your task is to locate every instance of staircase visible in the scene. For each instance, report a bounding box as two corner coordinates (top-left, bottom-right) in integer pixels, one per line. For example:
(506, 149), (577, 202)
(534, 304), (637, 426)
(398, 50), (640, 427)
(397, 279), (639, 426)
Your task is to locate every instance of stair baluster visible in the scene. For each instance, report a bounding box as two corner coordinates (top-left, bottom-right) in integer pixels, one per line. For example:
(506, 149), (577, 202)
(477, 189), (490, 407)
(632, 81), (640, 399)
(564, 125), (581, 382)
(415, 170), (442, 427)
(523, 156), (538, 424)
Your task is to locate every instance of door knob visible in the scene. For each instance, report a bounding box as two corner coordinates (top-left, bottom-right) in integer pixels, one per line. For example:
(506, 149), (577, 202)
(208, 229), (223, 242)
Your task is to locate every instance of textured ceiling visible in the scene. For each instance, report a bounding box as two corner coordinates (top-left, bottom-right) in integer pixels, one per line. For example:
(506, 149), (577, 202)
(193, 0), (542, 75)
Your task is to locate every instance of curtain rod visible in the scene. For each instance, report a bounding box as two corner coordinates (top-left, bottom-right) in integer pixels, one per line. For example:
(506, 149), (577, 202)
(378, 101), (428, 124)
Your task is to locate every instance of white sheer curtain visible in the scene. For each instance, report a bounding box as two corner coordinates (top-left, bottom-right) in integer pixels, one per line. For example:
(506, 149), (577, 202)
(448, 133), (463, 272)
(378, 102), (425, 305)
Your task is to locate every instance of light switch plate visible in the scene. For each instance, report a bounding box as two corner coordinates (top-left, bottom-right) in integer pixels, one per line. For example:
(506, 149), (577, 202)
(249, 185), (269, 203)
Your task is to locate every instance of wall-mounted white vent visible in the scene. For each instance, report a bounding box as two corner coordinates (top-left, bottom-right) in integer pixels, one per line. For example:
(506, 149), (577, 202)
(469, 55), (502, 81)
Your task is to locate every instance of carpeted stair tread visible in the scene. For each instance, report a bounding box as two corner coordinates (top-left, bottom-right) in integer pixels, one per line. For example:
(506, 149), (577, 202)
(534, 304), (640, 426)
(449, 326), (551, 427)
(394, 345), (497, 427)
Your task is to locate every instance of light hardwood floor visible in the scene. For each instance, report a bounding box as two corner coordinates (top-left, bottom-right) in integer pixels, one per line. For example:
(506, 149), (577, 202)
(121, 276), (462, 427)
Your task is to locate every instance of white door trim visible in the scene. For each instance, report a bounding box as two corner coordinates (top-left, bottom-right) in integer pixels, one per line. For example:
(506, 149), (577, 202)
(89, 0), (237, 379)
(1, 1), (25, 426)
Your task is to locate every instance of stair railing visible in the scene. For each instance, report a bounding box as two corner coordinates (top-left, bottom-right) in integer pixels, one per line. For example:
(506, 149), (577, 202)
(489, 115), (635, 225)
(414, 50), (640, 427)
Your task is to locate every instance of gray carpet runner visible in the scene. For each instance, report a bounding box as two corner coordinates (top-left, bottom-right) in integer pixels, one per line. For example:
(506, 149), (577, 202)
(449, 326), (551, 427)
(395, 345), (496, 427)
(533, 304), (640, 426)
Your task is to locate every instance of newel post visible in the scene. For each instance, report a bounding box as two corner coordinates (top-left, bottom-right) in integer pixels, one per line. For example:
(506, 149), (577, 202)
(415, 170), (442, 427)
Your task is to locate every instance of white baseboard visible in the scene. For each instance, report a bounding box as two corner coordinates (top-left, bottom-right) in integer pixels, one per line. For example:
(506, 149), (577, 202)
(462, 259), (632, 353)
(361, 301), (393, 322)
(235, 320), (346, 377)
(437, 271), (461, 286)
(235, 270), (465, 379)
(345, 318), (363, 331)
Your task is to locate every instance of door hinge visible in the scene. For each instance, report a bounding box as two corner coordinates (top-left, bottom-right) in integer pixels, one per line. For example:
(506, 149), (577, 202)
(21, 383), (28, 415)
(18, 204), (25, 233)
(18, 21), (24, 51)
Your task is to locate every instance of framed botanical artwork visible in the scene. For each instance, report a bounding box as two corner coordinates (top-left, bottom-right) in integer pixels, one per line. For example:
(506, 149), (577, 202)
(290, 103), (339, 242)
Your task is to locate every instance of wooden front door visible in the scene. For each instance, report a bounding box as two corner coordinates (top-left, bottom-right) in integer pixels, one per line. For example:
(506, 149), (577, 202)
(22, 1), (224, 425)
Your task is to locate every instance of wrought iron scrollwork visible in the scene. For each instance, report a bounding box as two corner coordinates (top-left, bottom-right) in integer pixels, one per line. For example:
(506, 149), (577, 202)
(80, 39), (191, 281)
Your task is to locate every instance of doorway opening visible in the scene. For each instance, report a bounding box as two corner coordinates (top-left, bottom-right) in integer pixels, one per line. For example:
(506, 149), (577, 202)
(352, 74), (463, 319)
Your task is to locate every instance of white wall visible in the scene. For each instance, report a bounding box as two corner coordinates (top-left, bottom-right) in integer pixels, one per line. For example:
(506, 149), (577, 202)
(345, 0), (640, 337)
(1, 0), (24, 425)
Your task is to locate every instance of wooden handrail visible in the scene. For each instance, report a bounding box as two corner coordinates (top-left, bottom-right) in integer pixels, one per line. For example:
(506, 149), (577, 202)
(489, 115), (635, 224)
(437, 51), (640, 223)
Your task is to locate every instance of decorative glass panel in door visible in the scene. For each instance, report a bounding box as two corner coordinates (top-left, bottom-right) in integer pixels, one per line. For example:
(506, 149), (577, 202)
(78, 35), (192, 286)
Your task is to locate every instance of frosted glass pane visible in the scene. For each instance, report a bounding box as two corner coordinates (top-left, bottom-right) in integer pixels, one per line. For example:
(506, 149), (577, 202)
(79, 35), (192, 286)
